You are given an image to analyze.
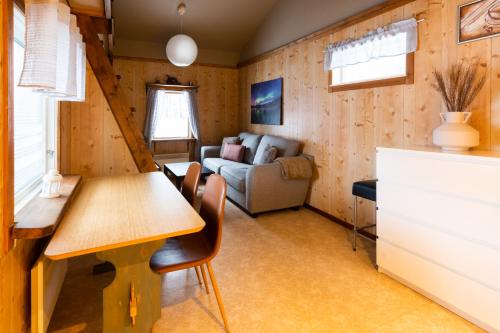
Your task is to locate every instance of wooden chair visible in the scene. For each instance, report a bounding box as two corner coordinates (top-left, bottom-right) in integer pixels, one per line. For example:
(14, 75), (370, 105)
(181, 162), (202, 207)
(151, 174), (230, 332)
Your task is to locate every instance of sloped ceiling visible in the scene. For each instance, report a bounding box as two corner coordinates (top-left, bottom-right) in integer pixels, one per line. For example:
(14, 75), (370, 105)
(112, 0), (278, 52)
(111, 0), (390, 65)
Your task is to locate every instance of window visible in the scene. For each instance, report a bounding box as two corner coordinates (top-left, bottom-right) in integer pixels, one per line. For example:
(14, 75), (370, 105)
(331, 53), (409, 86)
(151, 90), (190, 140)
(13, 5), (58, 213)
(325, 18), (417, 92)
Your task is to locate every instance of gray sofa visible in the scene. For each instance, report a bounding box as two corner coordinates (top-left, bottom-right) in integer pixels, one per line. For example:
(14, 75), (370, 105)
(201, 132), (311, 216)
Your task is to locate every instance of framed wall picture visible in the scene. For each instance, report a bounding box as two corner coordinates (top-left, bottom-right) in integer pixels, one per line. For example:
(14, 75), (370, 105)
(251, 78), (283, 125)
(458, 0), (500, 44)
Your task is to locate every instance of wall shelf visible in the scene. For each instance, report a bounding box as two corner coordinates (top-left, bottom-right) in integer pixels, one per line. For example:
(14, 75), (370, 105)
(13, 175), (82, 239)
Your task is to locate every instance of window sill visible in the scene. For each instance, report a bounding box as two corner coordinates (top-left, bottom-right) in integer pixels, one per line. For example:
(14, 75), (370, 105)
(12, 175), (82, 239)
(152, 138), (196, 142)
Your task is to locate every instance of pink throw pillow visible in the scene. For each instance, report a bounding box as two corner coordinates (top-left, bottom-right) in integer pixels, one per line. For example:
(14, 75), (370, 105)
(221, 144), (245, 162)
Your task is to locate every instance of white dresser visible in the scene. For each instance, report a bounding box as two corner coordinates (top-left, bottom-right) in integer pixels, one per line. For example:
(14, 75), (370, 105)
(376, 147), (500, 333)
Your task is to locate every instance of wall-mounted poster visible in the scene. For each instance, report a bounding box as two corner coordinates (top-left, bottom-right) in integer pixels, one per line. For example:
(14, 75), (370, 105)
(458, 0), (500, 43)
(251, 78), (283, 125)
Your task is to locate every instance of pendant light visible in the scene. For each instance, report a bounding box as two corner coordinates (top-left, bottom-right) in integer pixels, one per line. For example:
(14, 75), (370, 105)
(166, 3), (198, 67)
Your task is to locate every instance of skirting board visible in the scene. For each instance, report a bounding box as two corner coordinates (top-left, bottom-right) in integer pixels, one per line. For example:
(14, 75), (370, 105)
(304, 204), (376, 241)
(378, 267), (497, 333)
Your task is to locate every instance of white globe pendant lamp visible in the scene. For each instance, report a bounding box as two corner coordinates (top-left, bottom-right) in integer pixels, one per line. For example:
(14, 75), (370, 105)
(166, 3), (198, 67)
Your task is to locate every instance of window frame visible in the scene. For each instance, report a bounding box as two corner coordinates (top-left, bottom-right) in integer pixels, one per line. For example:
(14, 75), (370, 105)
(12, 4), (58, 214)
(2, 0), (15, 252)
(328, 52), (415, 93)
(150, 89), (192, 142)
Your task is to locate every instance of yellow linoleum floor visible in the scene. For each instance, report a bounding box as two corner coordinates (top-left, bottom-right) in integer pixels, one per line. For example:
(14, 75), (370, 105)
(47, 201), (483, 333)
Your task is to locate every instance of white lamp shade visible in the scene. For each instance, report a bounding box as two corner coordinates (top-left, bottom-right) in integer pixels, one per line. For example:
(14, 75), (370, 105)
(166, 34), (198, 67)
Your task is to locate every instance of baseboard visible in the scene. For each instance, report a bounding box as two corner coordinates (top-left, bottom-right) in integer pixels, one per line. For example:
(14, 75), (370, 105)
(304, 204), (376, 241)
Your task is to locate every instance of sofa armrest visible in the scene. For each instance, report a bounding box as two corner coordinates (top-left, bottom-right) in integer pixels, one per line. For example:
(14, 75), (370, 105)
(201, 146), (221, 162)
(245, 162), (310, 213)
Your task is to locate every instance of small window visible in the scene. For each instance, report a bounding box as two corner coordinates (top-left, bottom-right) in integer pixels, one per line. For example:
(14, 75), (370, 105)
(325, 18), (417, 92)
(13, 5), (58, 213)
(329, 53), (414, 92)
(152, 91), (191, 140)
(332, 53), (407, 86)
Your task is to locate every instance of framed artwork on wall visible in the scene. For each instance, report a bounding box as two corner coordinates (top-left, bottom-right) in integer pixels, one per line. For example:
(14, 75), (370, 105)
(251, 78), (283, 125)
(458, 0), (500, 44)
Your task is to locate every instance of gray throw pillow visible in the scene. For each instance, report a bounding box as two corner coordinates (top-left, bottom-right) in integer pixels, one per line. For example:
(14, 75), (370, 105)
(253, 144), (278, 165)
(220, 136), (241, 157)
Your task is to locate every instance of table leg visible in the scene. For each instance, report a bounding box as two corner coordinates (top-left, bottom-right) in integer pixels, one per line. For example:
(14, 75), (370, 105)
(96, 240), (164, 333)
(175, 177), (182, 189)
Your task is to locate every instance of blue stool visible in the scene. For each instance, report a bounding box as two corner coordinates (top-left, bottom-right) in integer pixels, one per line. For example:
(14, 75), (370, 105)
(352, 180), (377, 251)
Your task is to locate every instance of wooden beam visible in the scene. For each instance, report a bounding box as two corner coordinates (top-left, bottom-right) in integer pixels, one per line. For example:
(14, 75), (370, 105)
(1, 0), (14, 253)
(91, 17), (111, 35)
(76, 14), (157, 173)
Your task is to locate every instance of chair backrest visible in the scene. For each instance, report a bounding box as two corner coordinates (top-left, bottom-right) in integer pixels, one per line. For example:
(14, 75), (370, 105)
(181, 162), (202, 207)
(199, 174), (227, 258)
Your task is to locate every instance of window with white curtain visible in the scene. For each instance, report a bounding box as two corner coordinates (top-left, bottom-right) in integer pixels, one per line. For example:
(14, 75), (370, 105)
(152, 91), (190, 140)
(13, 5), (58, 213)
(325, 18), (417, 92)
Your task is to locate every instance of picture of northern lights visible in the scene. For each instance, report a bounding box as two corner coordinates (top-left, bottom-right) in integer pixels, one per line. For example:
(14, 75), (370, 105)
(251, 78), (282, 125)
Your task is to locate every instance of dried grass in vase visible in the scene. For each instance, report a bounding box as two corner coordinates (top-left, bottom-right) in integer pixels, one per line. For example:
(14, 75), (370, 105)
(432, 61), (486, 113)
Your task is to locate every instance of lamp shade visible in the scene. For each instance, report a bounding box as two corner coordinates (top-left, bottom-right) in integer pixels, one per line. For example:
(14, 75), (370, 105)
(166, 34), (198, 67)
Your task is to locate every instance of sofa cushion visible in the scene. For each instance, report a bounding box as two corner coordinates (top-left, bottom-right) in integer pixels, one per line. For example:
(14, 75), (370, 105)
(220, 166), (248, 192)
(220, 136), (241, 157)
(253, 144), (278, 165)
(253, 135), (300, 164)
(203, 158), (248, 174)
(239, 132), (263, 164)
(221, 143), (245, 162)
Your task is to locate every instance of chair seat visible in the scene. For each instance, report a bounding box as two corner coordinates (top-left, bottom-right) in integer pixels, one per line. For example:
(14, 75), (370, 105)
(150, 232), (212, 274)
(352, 180), (377, 201)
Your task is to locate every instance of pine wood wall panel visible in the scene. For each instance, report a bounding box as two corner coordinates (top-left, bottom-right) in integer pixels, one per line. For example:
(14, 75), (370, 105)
(59, 64), (139, 178)
(112, 58), (239, 149)
(239, 0), (500, 227)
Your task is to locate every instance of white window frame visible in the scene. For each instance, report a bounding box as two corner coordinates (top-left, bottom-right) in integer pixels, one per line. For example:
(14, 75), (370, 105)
(329, 52), (414, 93)
(151, 90), (191, 141)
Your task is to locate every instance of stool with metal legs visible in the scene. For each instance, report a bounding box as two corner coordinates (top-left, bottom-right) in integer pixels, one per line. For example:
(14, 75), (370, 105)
(352, 179), (377, 251)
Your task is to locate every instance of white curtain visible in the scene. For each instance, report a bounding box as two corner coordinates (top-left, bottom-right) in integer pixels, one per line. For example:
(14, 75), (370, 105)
(19, 0), (86, 101)
(185, 90), (201, 162)
(143, 87), (160, 150)
(324, 18), (417, 71)
(18, 0), (59, 89)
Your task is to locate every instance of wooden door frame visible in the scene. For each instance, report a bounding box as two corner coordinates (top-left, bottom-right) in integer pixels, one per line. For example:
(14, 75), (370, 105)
(1, 0), (14, 253)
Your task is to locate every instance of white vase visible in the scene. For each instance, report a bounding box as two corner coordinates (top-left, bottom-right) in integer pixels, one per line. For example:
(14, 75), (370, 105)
(432, 112), (479, 152)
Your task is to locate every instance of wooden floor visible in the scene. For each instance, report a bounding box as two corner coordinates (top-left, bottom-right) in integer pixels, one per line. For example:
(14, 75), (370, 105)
(47, 200), (483, 332)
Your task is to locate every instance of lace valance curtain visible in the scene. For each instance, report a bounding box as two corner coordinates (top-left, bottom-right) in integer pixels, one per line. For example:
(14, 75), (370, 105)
(324, 18), (417, 72)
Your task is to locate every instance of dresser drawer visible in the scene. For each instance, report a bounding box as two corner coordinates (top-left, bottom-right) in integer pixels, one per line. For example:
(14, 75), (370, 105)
(378, 240), (500, 332)
(378, 210), (500, 291)
(377, 182), (500, 248)
(377, 149), (500, 205)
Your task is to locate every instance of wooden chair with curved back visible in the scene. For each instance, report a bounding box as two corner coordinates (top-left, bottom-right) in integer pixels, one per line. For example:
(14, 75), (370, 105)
(181, 162), (202, 207)
(151, 174), (229, 332)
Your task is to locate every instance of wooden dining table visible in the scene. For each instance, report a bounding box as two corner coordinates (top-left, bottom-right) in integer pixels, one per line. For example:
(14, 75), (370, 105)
(45, 172), (205, 332)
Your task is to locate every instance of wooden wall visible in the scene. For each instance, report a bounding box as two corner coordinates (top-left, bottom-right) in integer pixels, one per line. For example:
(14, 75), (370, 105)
(59, 63), (139, 179)
(112, 57), (239, 152)
(239, 0), (500, 226)
(60, 58), (239, 177)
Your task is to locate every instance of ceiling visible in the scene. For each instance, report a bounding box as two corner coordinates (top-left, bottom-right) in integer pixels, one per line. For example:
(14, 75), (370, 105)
(112, 0), (279, 52)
